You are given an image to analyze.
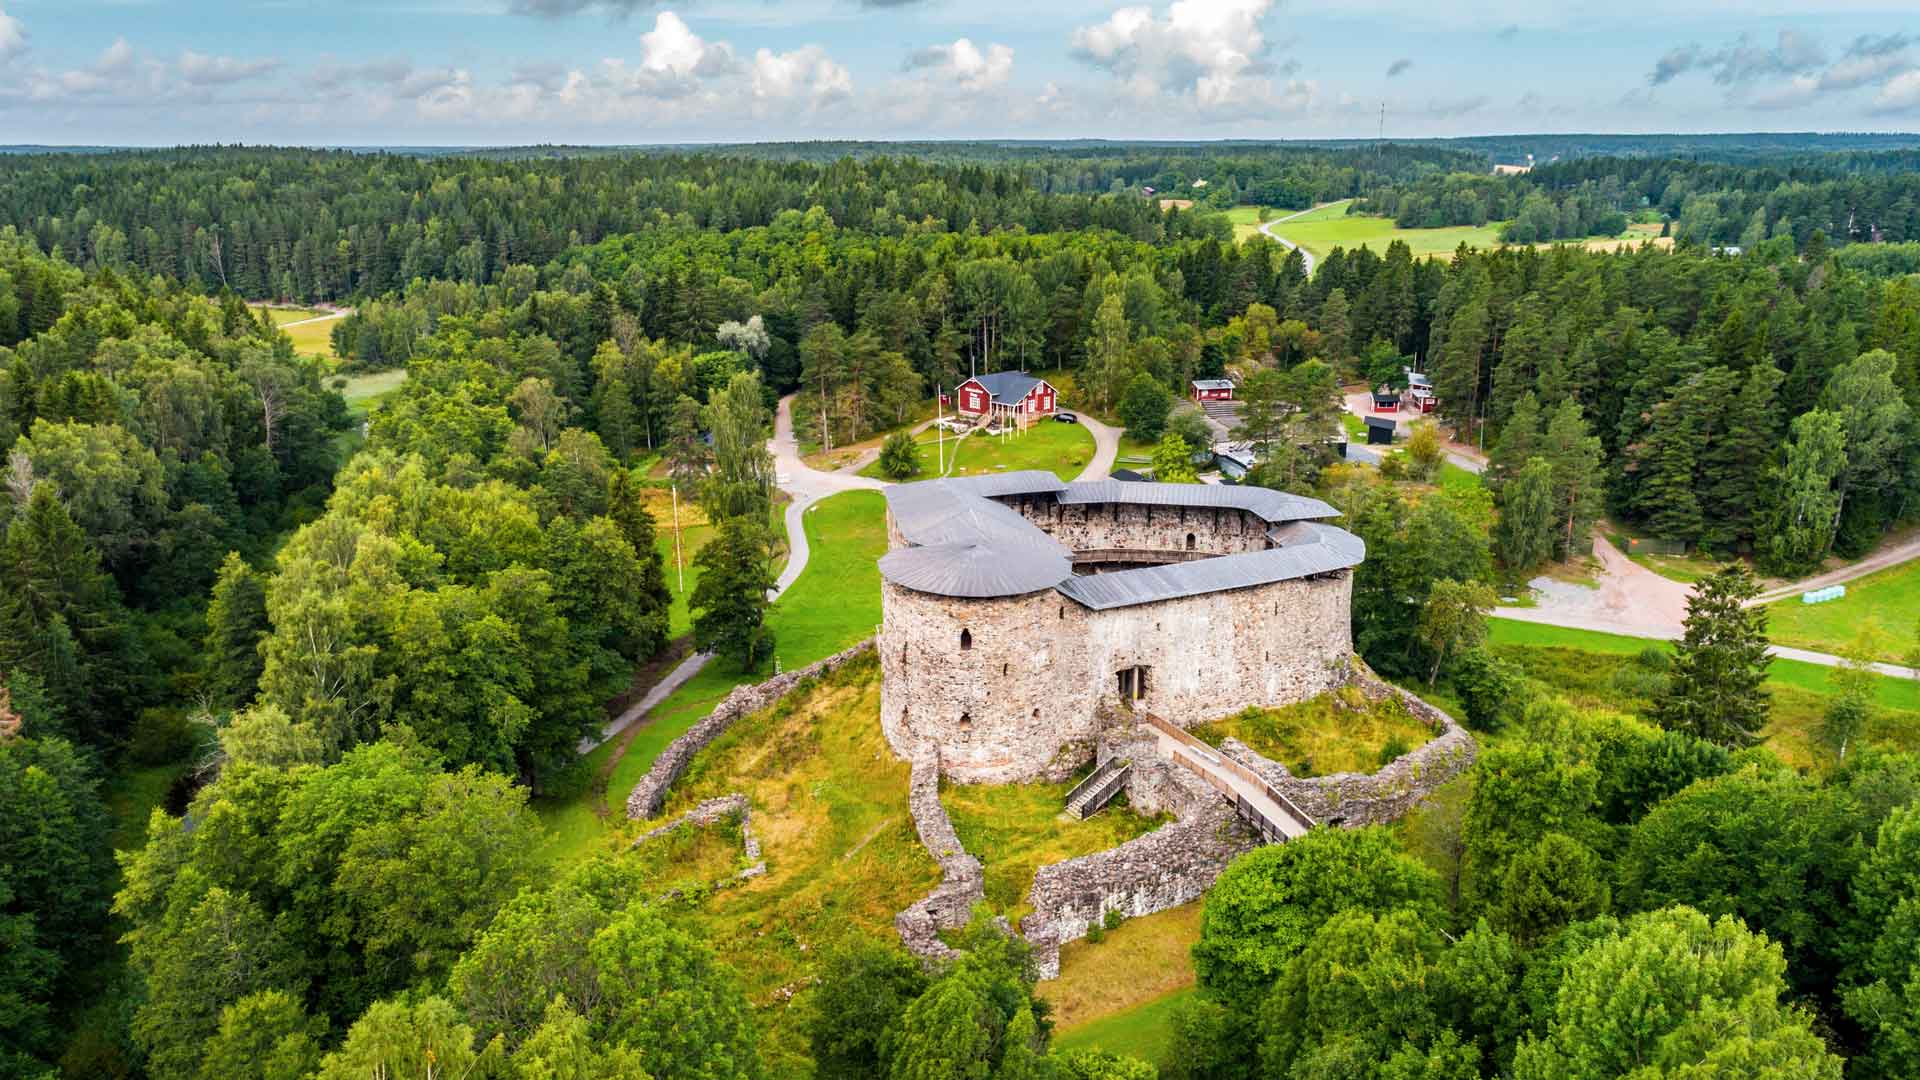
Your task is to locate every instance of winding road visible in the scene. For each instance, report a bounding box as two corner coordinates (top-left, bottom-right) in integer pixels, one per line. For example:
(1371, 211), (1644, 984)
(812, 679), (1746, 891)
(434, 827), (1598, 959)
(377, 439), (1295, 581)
(585, 395), (1086, 753)
(1256, 204), (1326, 276)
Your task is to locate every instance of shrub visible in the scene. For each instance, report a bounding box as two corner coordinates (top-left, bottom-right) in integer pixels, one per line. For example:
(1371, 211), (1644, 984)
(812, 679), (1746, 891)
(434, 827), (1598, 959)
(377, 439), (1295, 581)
(879, 431), (921, 480)
(1102, 908), (1125, 932)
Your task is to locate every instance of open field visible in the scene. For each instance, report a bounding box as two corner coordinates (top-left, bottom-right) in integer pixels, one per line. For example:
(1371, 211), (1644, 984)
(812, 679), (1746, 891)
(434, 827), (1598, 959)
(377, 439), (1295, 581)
(335, 368), (408, 414)
(1044, 899), (1202, 1066)
(1767, 558), (1920, 665)
(276, 310), (343, 360)
(941, 781), (1167, 919)
(1254, 199), (1661, 263)
(264, 306), (325, 326)
(1192, 688), (1439, 776)
(858, 418), (1095, 482)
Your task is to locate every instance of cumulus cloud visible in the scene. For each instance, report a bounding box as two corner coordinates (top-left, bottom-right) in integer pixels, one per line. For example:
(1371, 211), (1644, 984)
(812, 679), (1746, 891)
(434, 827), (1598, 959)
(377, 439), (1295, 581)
(1386, 58), (1412, 78)
(638, 11), (738, 79)
(751, 45), (852, 104)
(1648, 29), (1825, 86)
(0, 6), (26, 59)
(905, 38), (1015, 92)
(1069, 0), (1302, 113)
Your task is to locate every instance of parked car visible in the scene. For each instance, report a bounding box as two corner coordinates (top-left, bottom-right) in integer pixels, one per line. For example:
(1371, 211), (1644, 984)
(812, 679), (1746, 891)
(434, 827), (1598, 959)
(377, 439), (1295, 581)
(1055, 411), (1079, 424)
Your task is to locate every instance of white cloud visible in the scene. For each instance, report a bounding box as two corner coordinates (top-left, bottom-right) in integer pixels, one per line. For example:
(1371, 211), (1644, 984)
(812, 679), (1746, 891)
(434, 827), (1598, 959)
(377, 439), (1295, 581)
(906, 38), (1015, 93)
(638, 11), (736, 78)
(1873, 69), (1920, 113)
(750, 45), (851, 105)
(0, 6), (26, 60)
(179, 50), (281, 86)
(1069, 0), (1298, 112)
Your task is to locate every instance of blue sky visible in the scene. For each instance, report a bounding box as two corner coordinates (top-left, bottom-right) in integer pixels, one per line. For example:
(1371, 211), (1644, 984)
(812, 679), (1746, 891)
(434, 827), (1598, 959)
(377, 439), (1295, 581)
(1, 1), (1918, 145)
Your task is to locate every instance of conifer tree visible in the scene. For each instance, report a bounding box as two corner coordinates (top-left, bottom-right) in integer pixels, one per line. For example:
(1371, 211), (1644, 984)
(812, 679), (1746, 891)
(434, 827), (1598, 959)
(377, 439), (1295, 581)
(1652, 564), (1771, 747)
(1540, 401), (1605, 561)
(204, 552), (269, 709)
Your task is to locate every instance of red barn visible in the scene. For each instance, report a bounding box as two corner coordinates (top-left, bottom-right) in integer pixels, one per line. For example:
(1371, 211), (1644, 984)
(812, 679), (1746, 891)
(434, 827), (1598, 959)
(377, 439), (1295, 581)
(954, 371), (1058, 419)
(1190, 379), (1235, 402)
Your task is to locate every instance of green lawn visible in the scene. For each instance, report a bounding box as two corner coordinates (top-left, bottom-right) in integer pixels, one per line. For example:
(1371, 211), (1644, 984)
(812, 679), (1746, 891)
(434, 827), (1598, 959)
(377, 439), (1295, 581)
(535, 490), (889, 866)
(1053, 987), (1194, 1065)
(1487, 617), (1920, 768)
(861, 420), (1095, 483)
(1767, 559), (1920, 665)
(1191, 689), (1437, 777)
(336, 368), (409, 414)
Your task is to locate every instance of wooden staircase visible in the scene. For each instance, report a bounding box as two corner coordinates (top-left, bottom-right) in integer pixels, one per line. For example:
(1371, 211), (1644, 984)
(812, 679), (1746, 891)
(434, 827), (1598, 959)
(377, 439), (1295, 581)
(1064, 758), (1131, 820)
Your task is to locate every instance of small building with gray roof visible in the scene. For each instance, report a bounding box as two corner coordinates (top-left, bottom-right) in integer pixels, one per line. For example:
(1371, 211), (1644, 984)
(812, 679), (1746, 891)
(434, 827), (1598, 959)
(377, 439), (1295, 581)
(877, 472), (1363, 783)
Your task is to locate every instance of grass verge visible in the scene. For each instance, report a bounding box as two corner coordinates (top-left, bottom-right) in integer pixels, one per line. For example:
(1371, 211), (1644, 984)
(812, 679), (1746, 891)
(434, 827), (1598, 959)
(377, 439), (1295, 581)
(1767, 558), (1920, 665)
(1191, 688), (1439, 776)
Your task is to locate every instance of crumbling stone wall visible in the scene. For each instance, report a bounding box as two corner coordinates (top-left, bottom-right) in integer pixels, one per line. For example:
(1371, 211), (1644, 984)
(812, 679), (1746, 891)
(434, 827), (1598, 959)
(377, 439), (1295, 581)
(879, 570), (1353, 785)
(894, 744), (986, 961)
(625, 641), (875, 820)
(1220, 669), (1477, 827)
(630, 793), (767, 881)
(1020, 742), (1258, 979)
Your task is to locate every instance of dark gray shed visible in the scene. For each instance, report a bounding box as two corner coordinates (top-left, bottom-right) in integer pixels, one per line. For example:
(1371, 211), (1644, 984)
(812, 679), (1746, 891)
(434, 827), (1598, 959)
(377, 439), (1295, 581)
(1364, 416), (1396, 445)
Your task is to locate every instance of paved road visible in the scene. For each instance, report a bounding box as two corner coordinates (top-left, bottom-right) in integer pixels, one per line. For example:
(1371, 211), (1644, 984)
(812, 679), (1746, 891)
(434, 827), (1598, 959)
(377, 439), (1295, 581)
(581, 396), (883, 754)
(1075, 413), (1123, 482)
(1256, 204), (1324, 276)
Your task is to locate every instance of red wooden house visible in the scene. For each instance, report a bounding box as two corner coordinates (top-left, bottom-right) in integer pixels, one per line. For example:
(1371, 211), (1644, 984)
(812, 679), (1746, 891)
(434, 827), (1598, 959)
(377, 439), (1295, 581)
(954, 371), (1058, 418)
(1190, 379), (1235, 403)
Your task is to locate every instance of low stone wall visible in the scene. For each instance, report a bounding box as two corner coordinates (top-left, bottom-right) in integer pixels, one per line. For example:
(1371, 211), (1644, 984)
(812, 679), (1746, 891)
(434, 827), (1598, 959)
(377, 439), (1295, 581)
(631, 793), (767, 881)
(1021, 751), (1257, 979)
(624, 641), (875, 820)
(1221, 669), (1476, 827)
(894, 744), (986, 961)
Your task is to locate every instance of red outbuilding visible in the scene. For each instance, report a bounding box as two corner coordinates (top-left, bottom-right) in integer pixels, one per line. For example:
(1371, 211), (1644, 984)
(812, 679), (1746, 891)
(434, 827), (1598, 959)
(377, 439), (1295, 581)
(1190, 378), (1235, 403)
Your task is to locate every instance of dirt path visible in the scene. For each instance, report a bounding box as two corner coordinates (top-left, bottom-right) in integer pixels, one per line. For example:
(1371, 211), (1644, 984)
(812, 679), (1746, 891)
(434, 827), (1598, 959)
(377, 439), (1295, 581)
(1494, 534), (1693, 640)
(1752, 528), (1920, 604)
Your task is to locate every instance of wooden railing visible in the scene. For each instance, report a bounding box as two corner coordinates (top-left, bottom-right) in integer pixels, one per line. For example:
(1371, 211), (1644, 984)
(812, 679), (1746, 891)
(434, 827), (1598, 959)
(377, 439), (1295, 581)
(1064, 759), (1131, 819)
(1143, 713), (1316, 836)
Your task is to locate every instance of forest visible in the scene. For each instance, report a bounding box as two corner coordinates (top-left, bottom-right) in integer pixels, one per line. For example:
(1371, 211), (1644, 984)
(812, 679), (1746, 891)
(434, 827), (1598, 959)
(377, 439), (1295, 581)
(1, 141), (1918, 1080)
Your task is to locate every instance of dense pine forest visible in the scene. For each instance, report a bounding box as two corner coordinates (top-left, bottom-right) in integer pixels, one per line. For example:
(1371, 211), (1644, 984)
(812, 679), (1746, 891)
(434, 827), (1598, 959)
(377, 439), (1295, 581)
(3, 142), (1920, 1080)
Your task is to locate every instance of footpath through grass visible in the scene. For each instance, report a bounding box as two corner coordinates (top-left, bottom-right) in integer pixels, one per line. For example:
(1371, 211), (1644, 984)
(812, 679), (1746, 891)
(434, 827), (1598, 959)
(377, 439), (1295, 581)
(536, 489), (889, 865)
(1767, 558), (1920, 665)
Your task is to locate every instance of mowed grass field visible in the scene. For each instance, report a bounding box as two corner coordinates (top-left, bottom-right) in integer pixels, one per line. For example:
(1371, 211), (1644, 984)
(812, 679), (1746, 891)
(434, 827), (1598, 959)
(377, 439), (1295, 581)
(1044, 900), (1205, 1067)
(1767, 559), (1920, 665)
(859, 418), (1095, 482)
(262, 306), (344, 360)
(1250, 199), (1662, 263)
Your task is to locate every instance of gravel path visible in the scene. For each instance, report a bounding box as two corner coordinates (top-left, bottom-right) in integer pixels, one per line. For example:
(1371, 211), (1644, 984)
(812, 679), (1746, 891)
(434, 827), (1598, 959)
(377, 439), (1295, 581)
(1256, 204), (1323, 276)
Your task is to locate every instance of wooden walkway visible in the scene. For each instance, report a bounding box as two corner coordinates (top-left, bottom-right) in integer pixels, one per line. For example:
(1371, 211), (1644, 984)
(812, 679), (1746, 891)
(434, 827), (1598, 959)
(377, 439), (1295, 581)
(1141, 713), (1313, 842)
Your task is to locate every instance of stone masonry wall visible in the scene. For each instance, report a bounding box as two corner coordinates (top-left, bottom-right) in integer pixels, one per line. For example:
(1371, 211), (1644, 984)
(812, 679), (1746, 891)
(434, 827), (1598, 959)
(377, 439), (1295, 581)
(879, 570), (1354, 785)
(1220, 667), (1477, 827)
(894, 743), (987, 962)
(1020, 730), (1258, 979)
(625, 641), (875, 820)
(1004, 497), (1274, 556)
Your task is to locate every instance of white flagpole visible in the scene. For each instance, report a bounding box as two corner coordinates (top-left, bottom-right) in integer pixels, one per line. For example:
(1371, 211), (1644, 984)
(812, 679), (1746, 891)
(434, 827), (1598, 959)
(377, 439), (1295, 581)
(671, 483), (685, 594)
(937, 386), (945, 473)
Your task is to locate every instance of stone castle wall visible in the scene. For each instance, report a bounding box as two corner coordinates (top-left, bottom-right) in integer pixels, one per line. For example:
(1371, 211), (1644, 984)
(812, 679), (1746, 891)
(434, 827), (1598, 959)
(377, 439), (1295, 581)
(1003, 497), (1275, 556)
(894, 744), (987, 962)
(879, 570), (1354, 784)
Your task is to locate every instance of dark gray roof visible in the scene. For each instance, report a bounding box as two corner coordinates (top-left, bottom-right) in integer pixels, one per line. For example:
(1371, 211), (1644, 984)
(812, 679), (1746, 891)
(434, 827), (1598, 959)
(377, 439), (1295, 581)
(971, 371), (1047, 403)
(879, 474), (1360, 602)
(1364, 415), (1397, 429)
(1055, 480), (1339, 524)
(880, 543), (1072, 598)
(1057, 523), (1364, 611)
